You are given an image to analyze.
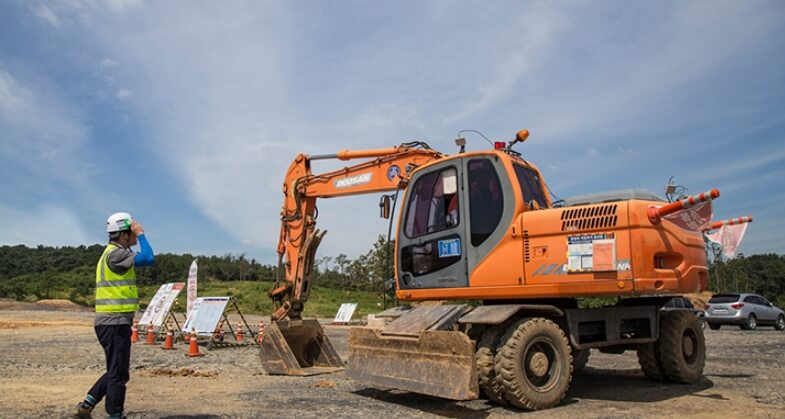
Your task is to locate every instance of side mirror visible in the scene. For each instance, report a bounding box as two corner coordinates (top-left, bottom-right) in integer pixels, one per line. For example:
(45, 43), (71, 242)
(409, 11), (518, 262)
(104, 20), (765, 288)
(379, 195), (392, 219)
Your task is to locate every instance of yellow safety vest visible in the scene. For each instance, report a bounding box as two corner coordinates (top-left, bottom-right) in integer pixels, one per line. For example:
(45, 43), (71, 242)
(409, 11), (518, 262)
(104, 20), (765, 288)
(95, 243), (139, 313)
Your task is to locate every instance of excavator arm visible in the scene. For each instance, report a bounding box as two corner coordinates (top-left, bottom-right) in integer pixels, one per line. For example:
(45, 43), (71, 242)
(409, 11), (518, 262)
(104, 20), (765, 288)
(270, 142), (443, 321)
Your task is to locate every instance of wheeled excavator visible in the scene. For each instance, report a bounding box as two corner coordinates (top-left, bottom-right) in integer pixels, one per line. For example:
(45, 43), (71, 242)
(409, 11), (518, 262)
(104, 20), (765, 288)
(260, 130), (728, 410)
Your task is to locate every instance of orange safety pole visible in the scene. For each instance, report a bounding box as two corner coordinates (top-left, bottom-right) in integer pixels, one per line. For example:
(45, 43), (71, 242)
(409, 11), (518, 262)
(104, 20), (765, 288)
(257, 321), (266, 344)
(161, 325), (175, 350)
(131, 320), (139, 344)
(185, 329), (204, 357)
(648, 188), (720, 223)
(703, 216), (753, 232)
(144, 325), (156, 345)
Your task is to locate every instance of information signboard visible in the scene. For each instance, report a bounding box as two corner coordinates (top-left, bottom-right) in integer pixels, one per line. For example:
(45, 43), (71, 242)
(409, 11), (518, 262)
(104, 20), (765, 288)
(182, 297), (230, 336)
(333, 302), (358, 323)
(138, 282), (185, 328)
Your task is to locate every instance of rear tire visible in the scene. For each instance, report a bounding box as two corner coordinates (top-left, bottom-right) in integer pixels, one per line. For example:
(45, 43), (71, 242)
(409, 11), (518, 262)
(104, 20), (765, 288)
(572, 348), (590, 375)
(636, 342), (665, 381)
(742, 314), (757, 330)
(475, 326), (507, 405)
(494, 318), (572, 410)
(776, 315), (785, 331)
(658, 311), (705, 384)
(708, 323), (721, 330)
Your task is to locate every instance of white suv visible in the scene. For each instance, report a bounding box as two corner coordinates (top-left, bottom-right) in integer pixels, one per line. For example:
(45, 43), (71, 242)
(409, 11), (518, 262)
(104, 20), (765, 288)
(705, 293), (785, 331)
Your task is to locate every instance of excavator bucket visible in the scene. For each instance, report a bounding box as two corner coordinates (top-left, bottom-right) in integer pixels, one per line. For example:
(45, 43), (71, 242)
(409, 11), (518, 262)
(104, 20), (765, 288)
(346, 305), (479, 400)
(259, 319), (344, 376)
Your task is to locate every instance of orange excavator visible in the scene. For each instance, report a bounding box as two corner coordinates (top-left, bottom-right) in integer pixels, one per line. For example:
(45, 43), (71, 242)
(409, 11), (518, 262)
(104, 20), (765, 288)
(260, 130), (732, 410)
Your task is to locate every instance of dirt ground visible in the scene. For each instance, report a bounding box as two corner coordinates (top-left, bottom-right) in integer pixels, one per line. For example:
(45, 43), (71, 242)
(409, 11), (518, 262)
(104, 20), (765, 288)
(0, 309), (784, 418)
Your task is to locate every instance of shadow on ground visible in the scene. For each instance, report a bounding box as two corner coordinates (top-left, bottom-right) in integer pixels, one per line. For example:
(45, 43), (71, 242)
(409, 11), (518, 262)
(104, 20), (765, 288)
(353, 368), (718, 416)
(565, 367), (715, 403)
(354, 388), (493, 418)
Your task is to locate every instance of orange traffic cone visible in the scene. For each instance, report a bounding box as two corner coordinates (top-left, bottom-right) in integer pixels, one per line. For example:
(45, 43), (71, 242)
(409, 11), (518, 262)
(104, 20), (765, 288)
(257, 321), (265, 344)
(162, 326), (175, 350)
(236, 322), (244, 343)
(186, 330), (204, 357)
(131, 321), (139, 344)
(145, 326), (155, 345)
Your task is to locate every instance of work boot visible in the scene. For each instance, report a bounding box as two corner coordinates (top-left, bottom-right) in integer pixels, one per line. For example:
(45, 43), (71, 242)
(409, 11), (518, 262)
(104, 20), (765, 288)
(72, 402), (92, 418)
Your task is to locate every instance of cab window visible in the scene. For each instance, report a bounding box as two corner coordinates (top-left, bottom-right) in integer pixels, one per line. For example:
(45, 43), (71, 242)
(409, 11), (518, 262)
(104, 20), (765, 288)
(468, 159), (503, 246)
(404, 167), (459, 238)
(513, 165), (548, 209)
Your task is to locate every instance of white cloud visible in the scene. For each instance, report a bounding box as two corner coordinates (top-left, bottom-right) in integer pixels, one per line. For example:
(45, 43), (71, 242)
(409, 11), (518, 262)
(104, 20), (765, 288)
(0, 69), (89, 173)
(33, 4), (60, 27)
(100, 58), (119, 68)
(107, 0), (144, 13)
(0, 204), (93, 247)
(116, 88), (130, 99)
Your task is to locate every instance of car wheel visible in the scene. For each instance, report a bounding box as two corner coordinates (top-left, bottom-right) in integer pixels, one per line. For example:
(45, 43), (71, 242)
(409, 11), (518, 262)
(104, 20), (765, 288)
(699, 316), (706, 330)
(708, 323), (721, 330)
(742, 314), (757, 330)
(775, 315), (785, 331)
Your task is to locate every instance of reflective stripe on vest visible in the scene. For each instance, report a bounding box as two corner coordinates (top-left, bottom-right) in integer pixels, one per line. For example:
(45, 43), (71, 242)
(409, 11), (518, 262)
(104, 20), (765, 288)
(95, 244), (139, 313)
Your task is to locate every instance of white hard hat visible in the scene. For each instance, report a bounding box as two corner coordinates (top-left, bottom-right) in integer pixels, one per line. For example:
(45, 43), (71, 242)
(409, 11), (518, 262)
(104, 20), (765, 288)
(106, 212), (134, 233)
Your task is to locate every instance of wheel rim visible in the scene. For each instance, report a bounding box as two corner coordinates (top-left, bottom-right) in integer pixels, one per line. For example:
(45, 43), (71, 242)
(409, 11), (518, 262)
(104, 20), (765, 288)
(777, 317), (784, 329)
(522, 337), (561, 392)
(749, 317), (756, 328)
(681, 328), (698, 364)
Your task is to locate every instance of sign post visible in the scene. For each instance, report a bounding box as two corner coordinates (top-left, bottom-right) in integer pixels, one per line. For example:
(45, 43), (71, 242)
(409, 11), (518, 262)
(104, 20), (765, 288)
(187, 260), (198, 317)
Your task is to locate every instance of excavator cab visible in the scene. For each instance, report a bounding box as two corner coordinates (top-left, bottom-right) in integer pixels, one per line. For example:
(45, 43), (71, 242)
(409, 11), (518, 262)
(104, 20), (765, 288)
(347, 152), (536, 400)
(396, 154), (523, 293)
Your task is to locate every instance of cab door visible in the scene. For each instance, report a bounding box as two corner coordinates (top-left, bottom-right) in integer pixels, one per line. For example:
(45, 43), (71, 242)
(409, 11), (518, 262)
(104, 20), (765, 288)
(397, 159), (469, 289)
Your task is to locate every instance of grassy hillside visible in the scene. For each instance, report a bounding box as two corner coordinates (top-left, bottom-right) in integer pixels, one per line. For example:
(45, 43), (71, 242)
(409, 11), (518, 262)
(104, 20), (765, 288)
(139, 280), (385, 319)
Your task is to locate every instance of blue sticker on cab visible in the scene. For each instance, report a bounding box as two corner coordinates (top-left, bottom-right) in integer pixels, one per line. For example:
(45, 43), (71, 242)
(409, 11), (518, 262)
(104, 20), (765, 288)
(438, 238), (461, 258)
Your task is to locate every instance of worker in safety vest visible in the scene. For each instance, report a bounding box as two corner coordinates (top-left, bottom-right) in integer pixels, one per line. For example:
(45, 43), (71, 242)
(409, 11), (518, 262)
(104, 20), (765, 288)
(74, 212), (154, 419)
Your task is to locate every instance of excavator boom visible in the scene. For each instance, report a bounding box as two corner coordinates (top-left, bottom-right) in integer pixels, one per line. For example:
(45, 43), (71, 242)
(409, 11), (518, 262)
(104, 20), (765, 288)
(260, 142), (443, 376)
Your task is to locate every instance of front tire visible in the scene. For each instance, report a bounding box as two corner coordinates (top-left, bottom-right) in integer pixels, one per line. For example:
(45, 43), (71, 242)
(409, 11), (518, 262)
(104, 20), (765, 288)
(658, 311), (706, 383)
(494, 318), (572, 410)
(475, 326), (507, 405)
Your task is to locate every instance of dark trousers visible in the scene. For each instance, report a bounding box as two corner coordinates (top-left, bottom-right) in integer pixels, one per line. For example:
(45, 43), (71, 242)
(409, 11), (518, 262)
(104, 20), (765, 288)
(88, 324), (131, 415)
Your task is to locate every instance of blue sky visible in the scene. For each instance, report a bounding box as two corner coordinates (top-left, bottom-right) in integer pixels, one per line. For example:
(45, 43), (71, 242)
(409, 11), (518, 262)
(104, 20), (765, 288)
(1, 0), (784, 262)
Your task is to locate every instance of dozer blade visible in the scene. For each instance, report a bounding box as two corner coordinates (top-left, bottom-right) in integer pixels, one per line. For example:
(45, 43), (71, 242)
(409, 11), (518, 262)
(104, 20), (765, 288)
(259, 319), (344, 376)
(347, 327), (479, 400)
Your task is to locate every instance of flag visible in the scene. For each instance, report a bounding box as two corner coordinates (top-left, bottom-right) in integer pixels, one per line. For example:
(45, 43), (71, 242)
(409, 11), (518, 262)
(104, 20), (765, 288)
(187, 260), (198, 316)
(663, 201), (713, 232)
(706, 223), (748, 259)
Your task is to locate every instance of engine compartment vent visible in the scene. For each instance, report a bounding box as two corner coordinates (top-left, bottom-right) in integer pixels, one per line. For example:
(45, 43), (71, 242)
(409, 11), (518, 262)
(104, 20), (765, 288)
(561, 204), (618, 232)
(523, 230), (530, 263)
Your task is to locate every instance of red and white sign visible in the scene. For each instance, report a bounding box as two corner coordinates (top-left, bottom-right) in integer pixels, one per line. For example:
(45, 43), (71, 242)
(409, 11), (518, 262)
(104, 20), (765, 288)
(187, 260), (198, 317)
(706, 223), (748, 259)
(664, 201), (713, 232)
